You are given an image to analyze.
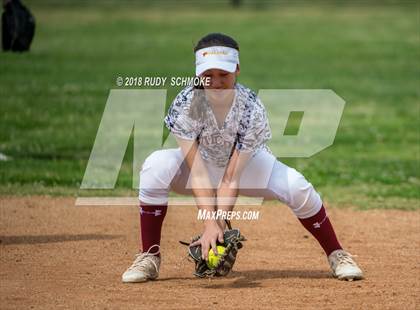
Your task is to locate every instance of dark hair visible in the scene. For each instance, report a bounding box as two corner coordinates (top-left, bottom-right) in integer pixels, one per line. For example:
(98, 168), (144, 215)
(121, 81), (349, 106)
(194, 33), (239, 53)
(189, 33), (239, 122)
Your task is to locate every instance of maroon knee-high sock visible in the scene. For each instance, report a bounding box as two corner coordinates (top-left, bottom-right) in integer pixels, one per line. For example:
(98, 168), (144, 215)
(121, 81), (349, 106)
(298, 205), (342, 256)
(139, 204), (167, 257)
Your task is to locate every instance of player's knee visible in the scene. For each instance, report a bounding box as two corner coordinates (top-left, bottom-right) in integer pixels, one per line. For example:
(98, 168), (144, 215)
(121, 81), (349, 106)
(139, 187), (169, 205)
(287, 171), (322, 218)
(140, 149), (181, 190)
(140, 150), (180, 185)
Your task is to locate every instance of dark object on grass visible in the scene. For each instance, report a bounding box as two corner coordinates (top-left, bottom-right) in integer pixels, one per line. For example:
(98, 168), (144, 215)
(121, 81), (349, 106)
(2, 0), (35, 52)
(231, 0), (242, 7)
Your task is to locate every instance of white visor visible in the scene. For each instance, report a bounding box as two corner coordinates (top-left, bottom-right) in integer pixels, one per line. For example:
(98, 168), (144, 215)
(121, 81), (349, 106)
(195, 46), (239, 76)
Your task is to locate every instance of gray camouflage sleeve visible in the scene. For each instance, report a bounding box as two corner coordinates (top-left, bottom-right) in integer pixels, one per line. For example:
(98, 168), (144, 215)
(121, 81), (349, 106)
(164, 87), (202, 140)
(236, 98), (272, 152)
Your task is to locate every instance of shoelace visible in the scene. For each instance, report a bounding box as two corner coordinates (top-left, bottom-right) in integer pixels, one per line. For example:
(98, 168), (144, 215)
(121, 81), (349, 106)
(128, 244), (160, 271)
(336, 251), (357, 267)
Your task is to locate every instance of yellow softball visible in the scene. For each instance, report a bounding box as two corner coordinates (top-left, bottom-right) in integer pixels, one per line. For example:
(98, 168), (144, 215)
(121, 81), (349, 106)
(206, 245), (226, 269)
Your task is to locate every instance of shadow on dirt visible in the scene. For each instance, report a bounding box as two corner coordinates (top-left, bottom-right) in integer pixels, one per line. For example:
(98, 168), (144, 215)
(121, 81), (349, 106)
(0, 234), (122, 245)
(202, 269), (331, 288)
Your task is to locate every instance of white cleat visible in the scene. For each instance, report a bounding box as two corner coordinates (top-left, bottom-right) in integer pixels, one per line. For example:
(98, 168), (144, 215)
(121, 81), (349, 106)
(328, 249), (364, 281)
(122, 245), (161, 283)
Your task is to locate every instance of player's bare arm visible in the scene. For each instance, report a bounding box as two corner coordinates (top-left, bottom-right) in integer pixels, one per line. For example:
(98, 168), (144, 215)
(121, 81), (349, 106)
(176, 136), (224, 260)
(216, 148), (252, 230)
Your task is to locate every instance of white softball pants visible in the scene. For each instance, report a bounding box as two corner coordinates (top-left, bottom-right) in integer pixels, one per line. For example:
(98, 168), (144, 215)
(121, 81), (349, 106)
(139, 148), (322, 219)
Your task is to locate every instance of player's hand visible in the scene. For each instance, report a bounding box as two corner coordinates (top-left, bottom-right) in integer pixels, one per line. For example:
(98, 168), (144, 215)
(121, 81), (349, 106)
(190, 220), (224, 260)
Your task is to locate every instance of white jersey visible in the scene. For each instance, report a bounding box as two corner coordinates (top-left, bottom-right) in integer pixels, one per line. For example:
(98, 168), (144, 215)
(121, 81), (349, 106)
(164, 83), (272, 168)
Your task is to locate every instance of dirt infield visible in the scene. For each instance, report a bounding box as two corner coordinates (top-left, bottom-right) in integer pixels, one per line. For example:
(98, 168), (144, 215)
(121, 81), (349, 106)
(0, 196), (419, 309)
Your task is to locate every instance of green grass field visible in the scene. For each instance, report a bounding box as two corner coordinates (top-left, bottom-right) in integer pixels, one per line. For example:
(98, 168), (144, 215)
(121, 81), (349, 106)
(1, 2), (419, 210)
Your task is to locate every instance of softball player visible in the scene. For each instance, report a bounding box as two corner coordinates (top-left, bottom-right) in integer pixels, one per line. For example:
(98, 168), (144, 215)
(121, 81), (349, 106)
(122, 33), (363, 282)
